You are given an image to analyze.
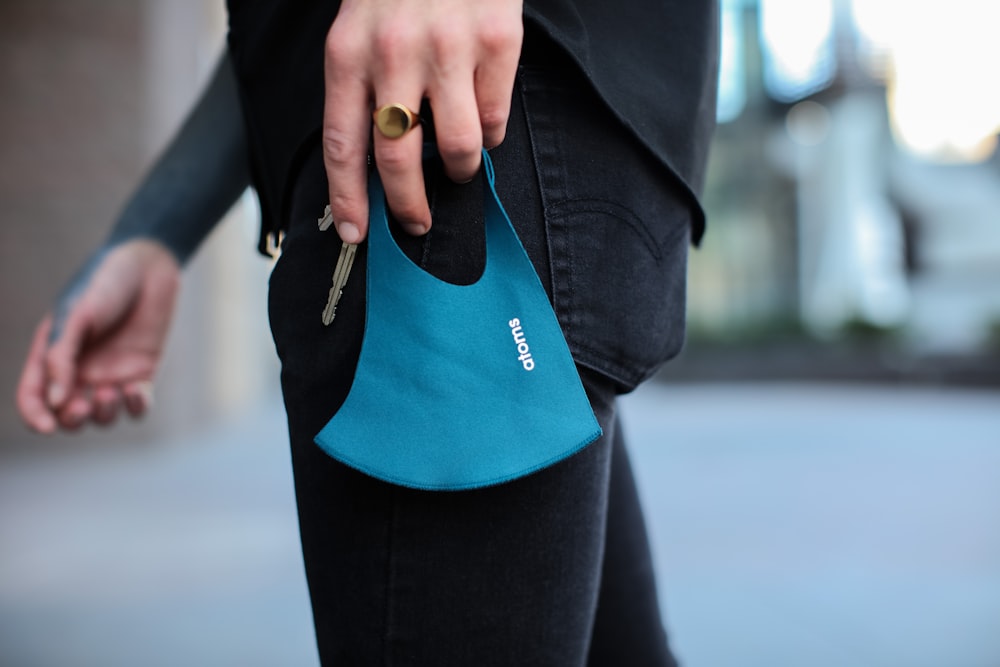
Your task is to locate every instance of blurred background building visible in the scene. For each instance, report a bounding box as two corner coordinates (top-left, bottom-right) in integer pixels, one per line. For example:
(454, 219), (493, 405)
(680, 0), (1000, 383)
(1, 1), (998, 666)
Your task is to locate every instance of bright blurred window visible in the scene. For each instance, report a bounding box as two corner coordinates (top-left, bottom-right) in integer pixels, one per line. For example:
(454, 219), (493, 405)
(759, 0), (836, 102)
(852, 0), (1000, 162)
(717, 0), (748, 123)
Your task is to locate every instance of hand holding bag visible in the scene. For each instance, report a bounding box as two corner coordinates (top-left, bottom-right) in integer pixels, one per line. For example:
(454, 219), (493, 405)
(314, 151), (601, 490)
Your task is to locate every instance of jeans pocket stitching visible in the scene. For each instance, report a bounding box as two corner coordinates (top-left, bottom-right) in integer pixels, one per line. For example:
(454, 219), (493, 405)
(548, 198), (663, 260)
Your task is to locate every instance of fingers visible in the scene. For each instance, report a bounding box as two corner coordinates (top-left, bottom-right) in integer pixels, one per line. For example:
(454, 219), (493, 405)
(123, 381), (154, 418)
(325, 14), (433, 239)
(472, 22), (521, 150)
(44, 306), (90, 412)
(16, 312), (153, 435)
(372, 97), (430, 235)
(16, 318), (58, 434)
(323, 0), (523, 239)
(428, 64), (483, 183)
(51, 382), (150, 431)
(56, 386), (93, 431)
(91, 384), (123, 426)
(323, 24), (374, 244)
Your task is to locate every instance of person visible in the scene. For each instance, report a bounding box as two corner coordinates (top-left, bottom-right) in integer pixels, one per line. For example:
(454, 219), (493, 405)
(16, 0), (718, 664)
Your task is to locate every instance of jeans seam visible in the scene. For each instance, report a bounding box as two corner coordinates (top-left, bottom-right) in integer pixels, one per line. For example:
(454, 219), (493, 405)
(518, 67), (560, 311)
(518, 68), (576, 337)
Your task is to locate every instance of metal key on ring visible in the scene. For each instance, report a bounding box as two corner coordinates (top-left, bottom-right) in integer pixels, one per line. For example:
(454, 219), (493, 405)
(317, 205), (334, 232)
(318, 205), (358, 326)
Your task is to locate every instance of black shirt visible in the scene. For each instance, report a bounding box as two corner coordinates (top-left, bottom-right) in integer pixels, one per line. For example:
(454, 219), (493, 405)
(225, 0), (719, 253)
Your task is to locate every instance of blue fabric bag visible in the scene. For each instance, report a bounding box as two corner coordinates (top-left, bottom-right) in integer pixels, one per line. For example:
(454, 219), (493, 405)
(314, 151), (601, 490)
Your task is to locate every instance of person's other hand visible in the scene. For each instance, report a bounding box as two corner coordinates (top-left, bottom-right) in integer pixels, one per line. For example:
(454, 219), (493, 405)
(16, 240), (180, 434)
(322, 0), (523, 244)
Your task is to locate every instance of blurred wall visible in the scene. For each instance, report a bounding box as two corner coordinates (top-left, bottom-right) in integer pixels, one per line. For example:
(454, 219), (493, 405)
(0, 0), (278, 455)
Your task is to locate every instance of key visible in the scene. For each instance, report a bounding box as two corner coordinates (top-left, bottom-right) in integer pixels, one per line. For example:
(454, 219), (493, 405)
(318, 205), (334, 231)
(322, 241), (358, 325)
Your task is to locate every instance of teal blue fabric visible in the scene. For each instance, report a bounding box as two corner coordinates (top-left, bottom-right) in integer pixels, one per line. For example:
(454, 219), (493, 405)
(313, 151), (602, 491)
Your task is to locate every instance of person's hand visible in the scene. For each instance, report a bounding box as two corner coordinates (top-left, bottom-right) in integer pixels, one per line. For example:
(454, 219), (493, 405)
(15, 240), (180, 434)
(322, 0), (523, 244)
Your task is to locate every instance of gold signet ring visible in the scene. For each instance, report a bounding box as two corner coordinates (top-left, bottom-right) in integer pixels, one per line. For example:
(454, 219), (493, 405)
(373, 103), (419, 139)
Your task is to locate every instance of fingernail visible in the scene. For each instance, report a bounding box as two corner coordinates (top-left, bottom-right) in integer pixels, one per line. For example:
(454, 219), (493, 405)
(126, 381), (154, 416)
(137, 382), (154, 410)
(37, 414), (56, 434)
(47, 383), (65, 407)
(403, 223), (428, 237)
(337, 222), (361, 244)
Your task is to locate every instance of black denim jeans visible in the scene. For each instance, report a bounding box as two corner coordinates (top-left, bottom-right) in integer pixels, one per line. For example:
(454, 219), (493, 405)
(268, 41), (693, 667)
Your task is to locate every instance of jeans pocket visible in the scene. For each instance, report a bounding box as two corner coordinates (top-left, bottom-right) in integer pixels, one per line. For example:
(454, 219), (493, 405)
(519, 60), (695, 391)
(547, 197), (690, 390)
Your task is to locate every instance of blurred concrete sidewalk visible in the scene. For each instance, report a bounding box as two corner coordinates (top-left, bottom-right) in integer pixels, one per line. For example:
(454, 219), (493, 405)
(623, 382), (1000, 667)
(1, 382), (999, 666)
(0, 393), (317, 667)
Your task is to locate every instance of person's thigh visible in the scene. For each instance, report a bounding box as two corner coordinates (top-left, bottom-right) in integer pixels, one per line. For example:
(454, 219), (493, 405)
(587, 419), (679, 667)
(374, 368), (617, 665)
(279, 365), (617, 666)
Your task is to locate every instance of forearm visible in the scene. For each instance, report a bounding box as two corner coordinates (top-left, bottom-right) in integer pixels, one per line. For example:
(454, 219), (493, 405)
(49, 51), (249, 343)
(105, 49), (251, 265)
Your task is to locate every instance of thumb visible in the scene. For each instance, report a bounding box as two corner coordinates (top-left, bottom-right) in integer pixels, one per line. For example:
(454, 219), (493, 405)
(44, 306), (92, 409)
